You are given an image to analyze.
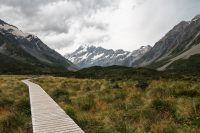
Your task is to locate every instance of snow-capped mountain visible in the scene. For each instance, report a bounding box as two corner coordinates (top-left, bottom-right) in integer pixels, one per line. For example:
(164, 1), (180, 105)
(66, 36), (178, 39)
(65, 45), (152, 68)
(0, 19), (78, 73)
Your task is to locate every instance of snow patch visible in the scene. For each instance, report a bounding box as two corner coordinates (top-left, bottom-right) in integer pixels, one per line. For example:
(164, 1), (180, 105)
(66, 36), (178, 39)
(80, 53), (90, 60)
(92, 53), (104, 60)
(116, 52), (128, 57)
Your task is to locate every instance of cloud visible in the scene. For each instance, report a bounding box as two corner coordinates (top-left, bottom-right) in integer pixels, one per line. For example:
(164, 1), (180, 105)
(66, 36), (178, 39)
(75, 26), (109, 44)
(42, 32), (75, 49)
(0, 0), (200, 55)
(0, 0), (56, 16)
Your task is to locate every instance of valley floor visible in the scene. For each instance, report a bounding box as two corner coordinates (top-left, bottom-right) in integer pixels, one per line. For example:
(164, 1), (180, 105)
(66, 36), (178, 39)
(32, 76), (200, 133)
(1, 75), (200, 133)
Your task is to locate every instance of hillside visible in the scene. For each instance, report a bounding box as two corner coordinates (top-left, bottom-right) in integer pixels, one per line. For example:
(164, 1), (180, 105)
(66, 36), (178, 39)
(0, 19), (77, 73)
(133, 15), (200, 73)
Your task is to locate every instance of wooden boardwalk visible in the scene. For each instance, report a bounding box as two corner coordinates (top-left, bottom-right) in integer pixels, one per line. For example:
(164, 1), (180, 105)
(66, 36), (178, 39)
(22, 80), (84, 133)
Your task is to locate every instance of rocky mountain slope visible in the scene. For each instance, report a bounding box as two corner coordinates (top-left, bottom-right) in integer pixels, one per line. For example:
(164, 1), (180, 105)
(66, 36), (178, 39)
(65, 45), (151, 68)
(0, 19), (77, 73)
(132, 15), (200, 72)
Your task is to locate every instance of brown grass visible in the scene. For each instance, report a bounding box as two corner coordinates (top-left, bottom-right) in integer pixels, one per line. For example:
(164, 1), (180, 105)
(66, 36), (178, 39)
(32, 76), (200, 133)
(0, 75), (32, 133)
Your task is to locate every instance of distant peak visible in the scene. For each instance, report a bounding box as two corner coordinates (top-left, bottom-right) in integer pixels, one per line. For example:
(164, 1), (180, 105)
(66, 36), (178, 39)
(192, 14), (200, 21)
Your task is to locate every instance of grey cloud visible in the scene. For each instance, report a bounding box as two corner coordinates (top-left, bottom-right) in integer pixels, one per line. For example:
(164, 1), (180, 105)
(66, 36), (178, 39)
(0, 0), (118, 16)
(52, 37), (74, 49)
(32, 0), (115, 38)
(42, 32), (76, 49)
(0, 0), (118, 31)
(83, 20), (108, 31)
(14, 0), (115, 34)
(0, 0), (56, 16)
(71, 0), (118, 10)
(86, 35), (108, 44)
(0, 0), (119, 53)
(1, 0), (199, 54)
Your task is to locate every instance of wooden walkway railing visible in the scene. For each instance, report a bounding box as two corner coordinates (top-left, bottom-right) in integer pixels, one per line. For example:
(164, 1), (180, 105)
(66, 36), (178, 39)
(23, 80), (84, 133)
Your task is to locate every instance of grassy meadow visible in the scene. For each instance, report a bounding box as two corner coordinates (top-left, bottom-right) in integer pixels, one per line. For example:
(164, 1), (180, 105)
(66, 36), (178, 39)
(0, 75), (32, 133)
(33, 76), (200, 133)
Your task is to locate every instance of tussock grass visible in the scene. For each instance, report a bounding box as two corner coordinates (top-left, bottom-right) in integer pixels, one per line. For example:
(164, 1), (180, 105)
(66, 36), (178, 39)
(33, 76), (200, 133)
(0, 75), (32, 133)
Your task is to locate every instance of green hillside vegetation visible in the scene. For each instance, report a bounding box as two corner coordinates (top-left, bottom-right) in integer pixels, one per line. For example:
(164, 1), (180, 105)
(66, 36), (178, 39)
(0, 75), (32, 133)
(55, 65), (182, 81)
(33, 76), (200, 133)
(75, 66), (160, 80)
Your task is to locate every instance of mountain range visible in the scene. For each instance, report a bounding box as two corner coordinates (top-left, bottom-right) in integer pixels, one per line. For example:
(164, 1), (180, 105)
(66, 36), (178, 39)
(0, 19), (77, 73)
(65, 45), (151, 68)
(0, 14), (200, 74)
(66, 15), (200, 73)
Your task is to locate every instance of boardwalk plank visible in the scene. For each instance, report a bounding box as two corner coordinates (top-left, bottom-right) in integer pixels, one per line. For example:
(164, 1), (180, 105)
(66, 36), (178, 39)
(23, 80), (84, 133)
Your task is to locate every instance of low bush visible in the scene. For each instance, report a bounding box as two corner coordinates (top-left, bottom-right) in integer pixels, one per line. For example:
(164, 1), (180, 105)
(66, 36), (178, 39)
(0, 111), (31, 133)
(65, 106), (77, 121)
(142, 108), (158, 122)
(0, 96), (14, 108)
(112, 83), (122, 89)
(163, 124), (177, 133)
(151, 98), (176, 119)
(51, 89), (71, 103)
(76, 94), (96, 111)
(151, 87), (174, 98)
(14, 98), (31, 116)
(51, 89), (69, 99)
(114, 90), (127, 100)
(115, 120), (135, 133)
(135, 80), (149, 90)
(77, 116), (109, 133)
(0, 113), (23, 133)
(127, 96), (143, 109)
(112, 100), (126, 110)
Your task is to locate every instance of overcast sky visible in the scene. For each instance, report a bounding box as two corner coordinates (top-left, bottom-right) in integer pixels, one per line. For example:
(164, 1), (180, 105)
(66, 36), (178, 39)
(0, 0), (200, 55)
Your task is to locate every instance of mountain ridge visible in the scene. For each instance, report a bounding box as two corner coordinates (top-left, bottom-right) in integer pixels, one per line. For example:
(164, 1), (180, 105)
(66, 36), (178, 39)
(65, 44), (152, 68)
(132, 14), (200, 72)
(0, 19), (78, 73)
